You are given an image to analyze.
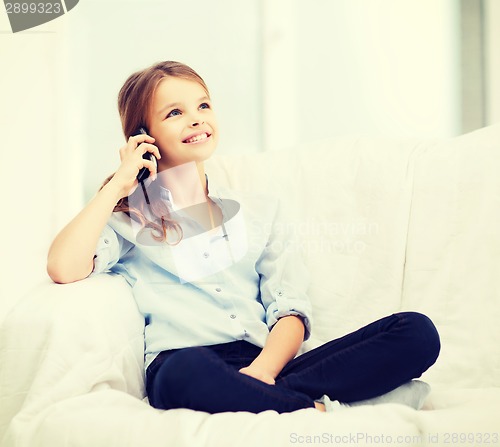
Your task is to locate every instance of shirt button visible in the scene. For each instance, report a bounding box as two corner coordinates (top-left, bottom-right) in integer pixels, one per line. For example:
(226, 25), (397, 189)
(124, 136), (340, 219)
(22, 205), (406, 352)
(276, 290), (284, 297)
(203, 252), (210, 258)
(230, 314), (236, 319)
(104, 238), (109, 244)
(215, 287), (222, 292)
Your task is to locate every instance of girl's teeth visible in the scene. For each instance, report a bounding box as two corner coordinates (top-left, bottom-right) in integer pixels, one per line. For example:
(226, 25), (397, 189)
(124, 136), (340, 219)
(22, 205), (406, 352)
(186, 133), (208, 143)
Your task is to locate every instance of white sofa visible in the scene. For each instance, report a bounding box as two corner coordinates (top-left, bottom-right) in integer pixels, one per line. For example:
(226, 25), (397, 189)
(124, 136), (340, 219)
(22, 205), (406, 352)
(2, 125), (500, 447)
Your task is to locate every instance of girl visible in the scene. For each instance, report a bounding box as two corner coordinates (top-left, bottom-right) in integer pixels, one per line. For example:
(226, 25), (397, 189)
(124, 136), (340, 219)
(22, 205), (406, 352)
(47, 60), (440, 414)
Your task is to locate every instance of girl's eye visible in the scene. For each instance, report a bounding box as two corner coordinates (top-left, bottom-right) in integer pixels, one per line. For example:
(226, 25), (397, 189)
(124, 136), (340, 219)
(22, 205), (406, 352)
(166, 109), (182, 118)
(199, 102), (210, 110)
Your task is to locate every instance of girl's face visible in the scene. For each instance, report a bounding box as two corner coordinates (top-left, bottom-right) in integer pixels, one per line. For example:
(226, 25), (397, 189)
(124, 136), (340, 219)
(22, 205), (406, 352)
(148, 76), (219, 170)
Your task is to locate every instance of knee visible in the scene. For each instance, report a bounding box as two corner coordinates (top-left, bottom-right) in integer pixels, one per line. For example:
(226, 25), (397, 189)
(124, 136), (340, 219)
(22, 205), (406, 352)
(398, 312), (441, 368)
(150, 347), (211, 409)
(158, 347), (212, 386)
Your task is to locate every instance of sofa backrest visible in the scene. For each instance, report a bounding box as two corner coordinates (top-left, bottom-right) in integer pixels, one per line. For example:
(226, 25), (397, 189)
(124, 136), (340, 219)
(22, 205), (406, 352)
(206, 124), (500, 388)
(400, 125), (500, 388)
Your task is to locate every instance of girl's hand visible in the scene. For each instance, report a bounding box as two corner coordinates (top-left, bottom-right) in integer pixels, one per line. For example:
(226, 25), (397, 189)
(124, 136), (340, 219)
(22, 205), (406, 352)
(239, 366), (276, 385)
(108, 133), (161, 199)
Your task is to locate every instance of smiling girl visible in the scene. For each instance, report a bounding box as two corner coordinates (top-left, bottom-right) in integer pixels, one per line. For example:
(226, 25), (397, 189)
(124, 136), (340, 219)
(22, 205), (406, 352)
(47, 61), (440, 414)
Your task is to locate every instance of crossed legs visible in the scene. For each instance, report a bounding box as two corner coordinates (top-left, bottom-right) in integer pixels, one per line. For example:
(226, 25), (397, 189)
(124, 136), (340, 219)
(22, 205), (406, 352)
(147, 312), (440, 414)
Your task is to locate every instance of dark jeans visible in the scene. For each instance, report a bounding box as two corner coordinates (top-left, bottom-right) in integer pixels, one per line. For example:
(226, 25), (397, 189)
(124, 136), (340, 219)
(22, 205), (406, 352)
(146, 311), (440, 414)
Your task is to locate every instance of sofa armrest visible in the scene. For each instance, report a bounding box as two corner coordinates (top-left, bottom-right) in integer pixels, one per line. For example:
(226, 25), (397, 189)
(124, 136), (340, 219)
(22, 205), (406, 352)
(0, 273), (145, 434)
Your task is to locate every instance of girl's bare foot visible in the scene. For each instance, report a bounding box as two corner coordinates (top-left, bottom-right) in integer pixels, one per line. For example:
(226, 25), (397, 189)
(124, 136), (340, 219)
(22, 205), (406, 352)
(314, 401), (326, 412)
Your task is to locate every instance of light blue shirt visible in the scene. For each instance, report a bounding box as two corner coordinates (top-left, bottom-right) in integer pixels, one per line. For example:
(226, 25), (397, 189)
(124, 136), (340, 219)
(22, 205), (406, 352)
(91, 174), (313, 369)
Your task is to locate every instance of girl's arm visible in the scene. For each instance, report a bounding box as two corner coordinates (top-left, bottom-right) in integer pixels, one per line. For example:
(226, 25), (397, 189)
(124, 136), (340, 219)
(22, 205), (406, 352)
(47, 134), (160, 284)
(245, 197), (313, 384)
(239, 315), (305, 385)
(47, 181), (127, 284)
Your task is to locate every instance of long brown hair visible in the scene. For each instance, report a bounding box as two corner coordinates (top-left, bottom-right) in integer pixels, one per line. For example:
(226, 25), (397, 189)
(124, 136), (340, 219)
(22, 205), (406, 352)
(100, 61), (210, 245)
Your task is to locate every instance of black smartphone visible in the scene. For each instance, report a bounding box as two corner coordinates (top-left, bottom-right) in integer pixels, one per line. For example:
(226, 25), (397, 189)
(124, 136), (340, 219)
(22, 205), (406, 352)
(132, 127), (157, 182)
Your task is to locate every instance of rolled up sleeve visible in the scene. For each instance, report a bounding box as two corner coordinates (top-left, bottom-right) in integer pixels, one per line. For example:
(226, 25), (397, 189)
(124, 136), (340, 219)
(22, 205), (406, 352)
(256, 199), (313, 340)
(90, 224), (133, 276)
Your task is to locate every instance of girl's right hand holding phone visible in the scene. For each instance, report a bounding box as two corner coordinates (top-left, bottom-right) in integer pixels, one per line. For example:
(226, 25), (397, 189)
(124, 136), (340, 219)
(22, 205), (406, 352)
(108, 133), (161, 199)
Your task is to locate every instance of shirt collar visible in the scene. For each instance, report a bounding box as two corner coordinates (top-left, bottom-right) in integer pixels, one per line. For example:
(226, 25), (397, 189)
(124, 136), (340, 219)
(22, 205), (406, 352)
(159, 173), (220, 211)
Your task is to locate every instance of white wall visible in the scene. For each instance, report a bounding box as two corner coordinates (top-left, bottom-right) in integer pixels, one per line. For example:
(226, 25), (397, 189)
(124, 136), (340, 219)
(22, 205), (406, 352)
(263, 0), (461, 151)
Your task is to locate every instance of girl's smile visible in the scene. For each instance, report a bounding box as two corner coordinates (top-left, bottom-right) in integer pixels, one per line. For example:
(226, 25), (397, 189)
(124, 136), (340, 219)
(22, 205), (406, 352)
(182, 131), (212, 145)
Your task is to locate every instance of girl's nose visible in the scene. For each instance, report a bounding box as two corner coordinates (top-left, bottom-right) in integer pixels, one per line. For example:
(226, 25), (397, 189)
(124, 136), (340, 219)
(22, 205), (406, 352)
(189, 110), (205, 127)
